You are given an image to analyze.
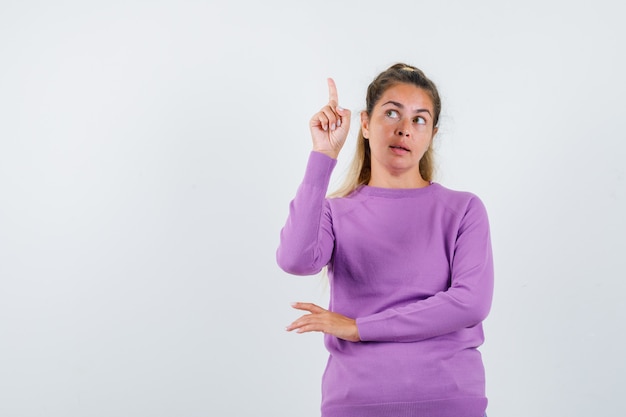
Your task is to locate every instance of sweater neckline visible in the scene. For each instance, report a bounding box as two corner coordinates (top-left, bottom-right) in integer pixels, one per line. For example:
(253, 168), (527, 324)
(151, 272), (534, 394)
(355, 182), (440, 198)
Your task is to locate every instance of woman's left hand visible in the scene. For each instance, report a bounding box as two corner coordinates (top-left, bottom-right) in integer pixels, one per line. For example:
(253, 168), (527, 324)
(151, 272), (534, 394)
(286, 302), (360, 342)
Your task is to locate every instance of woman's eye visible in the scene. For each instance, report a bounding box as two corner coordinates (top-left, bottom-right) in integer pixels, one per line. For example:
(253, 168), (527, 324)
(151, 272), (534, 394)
(385, 110), (399, 118)
(413, 116), (426, 125)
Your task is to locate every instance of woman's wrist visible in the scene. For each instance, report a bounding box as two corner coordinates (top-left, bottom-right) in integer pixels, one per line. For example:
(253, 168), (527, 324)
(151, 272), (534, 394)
(312, 148), (339, 160)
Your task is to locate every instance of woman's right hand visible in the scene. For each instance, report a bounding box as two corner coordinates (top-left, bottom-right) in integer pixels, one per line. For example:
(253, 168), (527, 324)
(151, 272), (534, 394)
(309, 78), (351, 159)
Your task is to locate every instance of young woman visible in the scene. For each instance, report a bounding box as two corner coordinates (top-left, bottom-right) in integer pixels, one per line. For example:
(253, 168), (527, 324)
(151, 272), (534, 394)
(277, 63), (494, 417)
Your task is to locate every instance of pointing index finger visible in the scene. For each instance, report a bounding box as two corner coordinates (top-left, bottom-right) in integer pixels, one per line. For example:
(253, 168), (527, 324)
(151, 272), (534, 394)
(327, 77), (339, 106)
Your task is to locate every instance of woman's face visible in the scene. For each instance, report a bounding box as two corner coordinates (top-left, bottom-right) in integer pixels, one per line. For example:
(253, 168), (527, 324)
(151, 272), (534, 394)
(361, 83), (437, 185)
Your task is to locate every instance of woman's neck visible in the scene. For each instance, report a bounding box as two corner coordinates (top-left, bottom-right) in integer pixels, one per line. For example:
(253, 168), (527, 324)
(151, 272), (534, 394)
(368, 172), (430, 189)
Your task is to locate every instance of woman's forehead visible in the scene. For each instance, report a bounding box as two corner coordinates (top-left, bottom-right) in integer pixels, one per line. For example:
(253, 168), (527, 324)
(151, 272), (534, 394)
(376, 83), (434, 110)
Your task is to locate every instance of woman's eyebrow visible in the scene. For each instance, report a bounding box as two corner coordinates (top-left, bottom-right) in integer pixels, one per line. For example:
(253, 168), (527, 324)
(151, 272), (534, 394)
(382, 100), (432, 116)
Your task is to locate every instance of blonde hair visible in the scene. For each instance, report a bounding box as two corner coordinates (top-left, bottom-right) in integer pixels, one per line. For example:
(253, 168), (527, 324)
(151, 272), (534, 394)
(330, 63), (441, 198)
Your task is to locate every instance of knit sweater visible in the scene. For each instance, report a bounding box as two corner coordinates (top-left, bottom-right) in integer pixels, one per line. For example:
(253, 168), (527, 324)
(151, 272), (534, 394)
(277, 151), (494, 417)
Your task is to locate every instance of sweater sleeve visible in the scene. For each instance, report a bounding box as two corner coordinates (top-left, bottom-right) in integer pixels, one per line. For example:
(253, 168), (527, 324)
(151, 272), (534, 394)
(276, 152), (337, 276)
(356, 196), (494, 342)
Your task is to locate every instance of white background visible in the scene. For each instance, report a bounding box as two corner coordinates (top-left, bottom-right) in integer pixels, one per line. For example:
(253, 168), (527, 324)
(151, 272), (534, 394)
(1, 1), (624, 416)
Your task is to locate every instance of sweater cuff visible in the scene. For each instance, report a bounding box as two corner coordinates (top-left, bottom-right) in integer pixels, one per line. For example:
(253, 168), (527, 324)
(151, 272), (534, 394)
(302, 151), (337, 187)
(356, 314), (400, 342)
(355, 316), (384, 342)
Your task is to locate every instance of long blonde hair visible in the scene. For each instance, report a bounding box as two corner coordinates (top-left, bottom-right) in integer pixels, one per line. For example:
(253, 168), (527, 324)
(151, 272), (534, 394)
(330, 63), (442, 198)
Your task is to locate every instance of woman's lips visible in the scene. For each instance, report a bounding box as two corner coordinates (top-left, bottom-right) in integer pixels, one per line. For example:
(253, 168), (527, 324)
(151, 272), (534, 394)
(390, 145), (410, 154)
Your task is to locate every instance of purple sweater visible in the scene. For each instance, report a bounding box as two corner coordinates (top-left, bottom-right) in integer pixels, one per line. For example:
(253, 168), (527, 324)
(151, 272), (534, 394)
(277, 152), (494, 417)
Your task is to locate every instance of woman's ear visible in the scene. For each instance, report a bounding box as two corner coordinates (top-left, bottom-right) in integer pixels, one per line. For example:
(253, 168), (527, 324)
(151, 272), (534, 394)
(360, 111), (370, 138)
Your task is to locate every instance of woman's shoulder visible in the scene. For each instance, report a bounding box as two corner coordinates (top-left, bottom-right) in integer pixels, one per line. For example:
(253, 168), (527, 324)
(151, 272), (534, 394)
(432, 182), (479, 198)
(430, 183), (488, 215)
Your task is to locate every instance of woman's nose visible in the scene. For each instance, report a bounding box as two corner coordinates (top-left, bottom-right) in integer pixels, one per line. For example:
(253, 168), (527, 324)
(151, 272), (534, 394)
(396, 120), (411, 137)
